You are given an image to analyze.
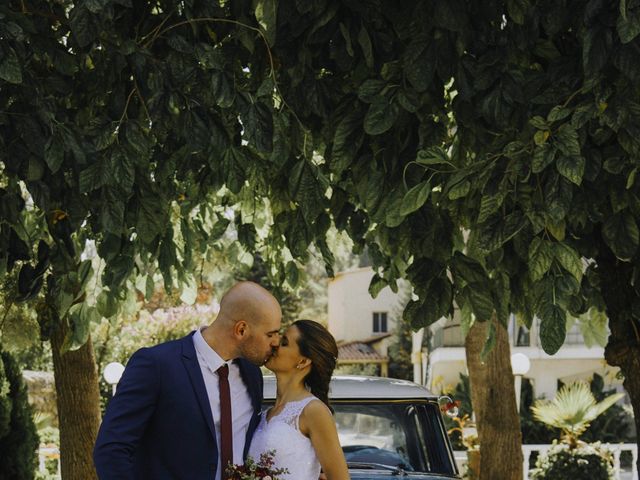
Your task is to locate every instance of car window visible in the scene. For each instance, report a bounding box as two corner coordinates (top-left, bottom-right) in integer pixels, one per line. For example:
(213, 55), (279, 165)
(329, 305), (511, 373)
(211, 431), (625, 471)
(331, 401), (455, 474)
(335, 404), (415, 471)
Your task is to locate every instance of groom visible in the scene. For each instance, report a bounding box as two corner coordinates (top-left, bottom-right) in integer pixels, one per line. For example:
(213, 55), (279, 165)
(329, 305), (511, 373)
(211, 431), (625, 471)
(93, 281), (282, 480)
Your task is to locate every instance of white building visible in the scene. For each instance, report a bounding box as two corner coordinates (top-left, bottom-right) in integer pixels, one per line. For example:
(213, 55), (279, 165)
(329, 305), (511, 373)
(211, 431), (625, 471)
(428, 313), (621, 400)
(327, 267), (622, 400)
(327, 267), (403, 376)
(328, 267), (400, 342)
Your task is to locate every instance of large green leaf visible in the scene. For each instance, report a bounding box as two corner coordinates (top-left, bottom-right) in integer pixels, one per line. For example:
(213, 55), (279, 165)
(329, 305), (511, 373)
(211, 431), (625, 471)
(506, 0), (528, 24)
(452, 253), (489, 285)
(66, 304), (101, 351)
(554, 124), (581, 157)
(289, 160), (321, 215)
(416, 147), (450, 166)
(602, 211), (639, 260)
(0, 47), (22, 84)
(69, 5), (95, 48)
(556, 155), (585, 185)
(448, 180), (471, 200)
(240, 101), (273, 152)
(368, 273), (386, 299)
(617, 9), (640, 43)
(357, 25), (374, 69)
(477, 193), (504, 224)
(209, 215), (231, 241)
(136, 190), (168, 244)
(466, 286), (495, 321)
(255, 0), (278, 45)
(539, 302), (567, 354)
(331, 108), (362, 175)
(363, 98), (399, 135)
(403, 38), (435, 92)
(110, 150), (136, 193)
(285, 261), (299, 288)
(44, 136), (65, 174)
(529, 237), (554, 281)
(100, 188), (126, 235)
(422, 277), (453, 326)
(400, 182), (430, 216)
(358, 79), (386, 103)
(97, 290), (119, 318)
(79, 161), (106, 193)
(553, 242), (583, 283)
(532, 145), (556, 173)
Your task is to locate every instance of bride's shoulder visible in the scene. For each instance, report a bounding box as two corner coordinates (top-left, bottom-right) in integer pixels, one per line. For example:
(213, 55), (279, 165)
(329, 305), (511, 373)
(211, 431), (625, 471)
(298, 397), (333, 433)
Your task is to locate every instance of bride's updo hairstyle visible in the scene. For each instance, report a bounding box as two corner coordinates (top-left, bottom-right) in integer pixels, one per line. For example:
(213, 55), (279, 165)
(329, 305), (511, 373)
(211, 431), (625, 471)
(293, 320), (338, 412)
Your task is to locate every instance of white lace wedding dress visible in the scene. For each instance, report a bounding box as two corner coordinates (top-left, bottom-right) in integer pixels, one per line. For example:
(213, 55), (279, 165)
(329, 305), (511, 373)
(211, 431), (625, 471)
(248, 396), (321, 480)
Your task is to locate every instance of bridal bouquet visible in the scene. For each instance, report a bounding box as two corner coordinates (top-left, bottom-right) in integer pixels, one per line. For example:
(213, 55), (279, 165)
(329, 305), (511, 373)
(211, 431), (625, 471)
(225, 450), (289, 480)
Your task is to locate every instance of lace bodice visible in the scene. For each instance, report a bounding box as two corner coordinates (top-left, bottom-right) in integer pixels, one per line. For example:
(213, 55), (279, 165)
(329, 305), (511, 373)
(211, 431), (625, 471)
(248, 396), (321, 480)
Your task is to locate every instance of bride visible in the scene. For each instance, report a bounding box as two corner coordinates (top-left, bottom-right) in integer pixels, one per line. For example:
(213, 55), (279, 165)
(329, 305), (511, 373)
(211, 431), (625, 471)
(248, 320), (350, 480)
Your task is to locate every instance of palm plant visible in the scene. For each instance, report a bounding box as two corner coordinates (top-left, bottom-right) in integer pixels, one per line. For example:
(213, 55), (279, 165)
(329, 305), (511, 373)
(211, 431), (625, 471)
(531, 381), (624, 448)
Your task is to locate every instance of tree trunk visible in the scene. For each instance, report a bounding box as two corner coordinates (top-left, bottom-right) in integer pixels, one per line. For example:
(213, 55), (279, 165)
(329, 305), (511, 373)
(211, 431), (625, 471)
(465, 316), (523, 480)
(51, 320), (101, 480)
(597, 249), (640, 474)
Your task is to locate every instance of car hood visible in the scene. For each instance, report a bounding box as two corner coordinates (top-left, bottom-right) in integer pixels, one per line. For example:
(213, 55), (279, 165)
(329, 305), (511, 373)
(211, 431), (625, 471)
(349, 470), (459, 479)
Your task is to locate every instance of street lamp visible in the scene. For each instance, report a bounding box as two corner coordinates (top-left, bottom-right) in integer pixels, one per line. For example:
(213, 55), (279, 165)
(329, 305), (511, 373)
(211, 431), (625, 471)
(511, 353), (531, 413)
(103, 362), (125, 396)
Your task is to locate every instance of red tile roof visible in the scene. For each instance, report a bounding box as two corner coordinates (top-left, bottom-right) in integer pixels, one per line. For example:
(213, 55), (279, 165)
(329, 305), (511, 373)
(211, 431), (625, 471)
(337, 341), (387, 362)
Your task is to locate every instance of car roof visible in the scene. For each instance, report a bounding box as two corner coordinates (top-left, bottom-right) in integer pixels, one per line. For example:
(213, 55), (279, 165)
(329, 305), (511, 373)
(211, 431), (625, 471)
(262, 375), (438, 401)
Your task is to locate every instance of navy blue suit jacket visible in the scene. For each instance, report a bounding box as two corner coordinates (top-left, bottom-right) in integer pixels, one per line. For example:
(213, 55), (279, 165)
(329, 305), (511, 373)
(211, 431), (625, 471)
(93, 332), (263, 480)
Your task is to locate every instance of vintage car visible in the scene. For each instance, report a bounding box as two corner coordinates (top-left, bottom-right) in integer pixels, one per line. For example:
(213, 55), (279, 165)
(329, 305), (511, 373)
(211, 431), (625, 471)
(263, 375), (461, 479)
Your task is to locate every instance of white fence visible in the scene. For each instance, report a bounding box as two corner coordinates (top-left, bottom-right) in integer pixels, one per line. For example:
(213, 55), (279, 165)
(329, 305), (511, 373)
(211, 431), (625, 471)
(41, 443), (638, 479)
(454, 443), (638, 480)
(38, 445), (61, 478)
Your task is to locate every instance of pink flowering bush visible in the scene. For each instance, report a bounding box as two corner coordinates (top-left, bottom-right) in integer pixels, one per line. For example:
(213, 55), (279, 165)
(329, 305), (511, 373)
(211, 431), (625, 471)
(96, 303), (219, 366)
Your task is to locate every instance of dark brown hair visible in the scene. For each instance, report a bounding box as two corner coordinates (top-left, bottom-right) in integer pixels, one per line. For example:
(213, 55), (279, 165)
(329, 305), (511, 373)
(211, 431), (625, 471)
(293, 320), (338, 412)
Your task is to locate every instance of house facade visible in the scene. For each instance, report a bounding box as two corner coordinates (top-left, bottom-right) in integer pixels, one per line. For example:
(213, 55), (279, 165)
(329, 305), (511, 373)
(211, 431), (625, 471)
(327, 267), (623, 401)
(427, 313), (622, 400)
(327, 267), (403, 376)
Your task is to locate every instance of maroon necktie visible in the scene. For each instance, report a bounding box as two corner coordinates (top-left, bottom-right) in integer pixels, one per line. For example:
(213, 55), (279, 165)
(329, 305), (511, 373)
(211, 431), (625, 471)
(217, 364), (233, 479)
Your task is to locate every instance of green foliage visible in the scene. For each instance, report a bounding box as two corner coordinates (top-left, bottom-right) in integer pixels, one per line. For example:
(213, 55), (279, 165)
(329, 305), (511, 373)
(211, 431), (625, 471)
(1, 0), (640, 416)
(582, 374), (636, 443)
(531, 381), (625, 447)
(529, 441), (615, 480)
(0, 350), (39, 480)
(387, 286), (423, 381)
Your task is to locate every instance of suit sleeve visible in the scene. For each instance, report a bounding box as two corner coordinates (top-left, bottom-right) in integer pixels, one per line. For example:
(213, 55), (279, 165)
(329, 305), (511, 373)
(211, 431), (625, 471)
(93, 347), (159, 480)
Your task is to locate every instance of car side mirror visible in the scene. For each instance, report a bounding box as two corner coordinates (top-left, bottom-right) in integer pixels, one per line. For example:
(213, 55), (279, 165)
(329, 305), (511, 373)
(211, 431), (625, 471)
(438, 395), (459, 418)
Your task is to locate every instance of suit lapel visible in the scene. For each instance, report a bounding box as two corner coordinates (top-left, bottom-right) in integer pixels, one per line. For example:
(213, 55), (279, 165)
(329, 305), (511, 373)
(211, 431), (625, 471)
(181, 334), (217, 443)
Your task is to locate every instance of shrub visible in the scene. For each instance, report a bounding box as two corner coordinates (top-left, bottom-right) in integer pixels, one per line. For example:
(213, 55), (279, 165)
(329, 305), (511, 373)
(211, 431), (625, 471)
(529, 441), (614, 480)
(0, 350), (39, 480)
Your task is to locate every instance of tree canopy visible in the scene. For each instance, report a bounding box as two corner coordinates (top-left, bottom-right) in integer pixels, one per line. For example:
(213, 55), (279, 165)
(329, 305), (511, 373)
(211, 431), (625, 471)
(3, 0), (640, 476)
(2, 0), (640, 395)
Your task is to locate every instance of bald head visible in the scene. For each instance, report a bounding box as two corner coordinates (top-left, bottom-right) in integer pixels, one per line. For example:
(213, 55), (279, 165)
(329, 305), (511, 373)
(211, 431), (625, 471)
(217, 281), (281, 329)
(206, 281), (282, 364)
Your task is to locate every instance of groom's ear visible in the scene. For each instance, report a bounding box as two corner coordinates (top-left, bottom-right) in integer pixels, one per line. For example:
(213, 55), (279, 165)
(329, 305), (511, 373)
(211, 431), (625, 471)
(234, 320), (249, 338)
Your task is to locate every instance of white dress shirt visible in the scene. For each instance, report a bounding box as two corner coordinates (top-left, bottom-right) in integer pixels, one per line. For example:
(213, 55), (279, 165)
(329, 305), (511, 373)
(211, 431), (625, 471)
(193, 328), (254, 480)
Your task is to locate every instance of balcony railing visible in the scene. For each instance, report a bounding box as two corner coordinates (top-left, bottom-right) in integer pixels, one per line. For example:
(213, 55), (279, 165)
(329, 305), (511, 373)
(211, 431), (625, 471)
(432, 319), (589, 349)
